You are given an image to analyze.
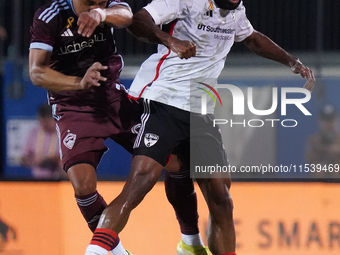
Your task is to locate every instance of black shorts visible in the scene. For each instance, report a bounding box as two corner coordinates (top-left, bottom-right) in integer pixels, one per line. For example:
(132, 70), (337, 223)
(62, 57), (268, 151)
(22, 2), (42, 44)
(133, 99), (228, 174)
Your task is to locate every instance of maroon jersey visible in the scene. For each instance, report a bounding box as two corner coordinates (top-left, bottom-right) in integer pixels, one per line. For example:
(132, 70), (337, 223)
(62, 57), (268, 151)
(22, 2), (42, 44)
(30, 0), (129, 106)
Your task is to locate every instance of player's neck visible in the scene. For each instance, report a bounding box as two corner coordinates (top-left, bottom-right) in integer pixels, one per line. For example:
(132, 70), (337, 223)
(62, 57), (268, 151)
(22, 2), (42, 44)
(71, 0), (81, 17)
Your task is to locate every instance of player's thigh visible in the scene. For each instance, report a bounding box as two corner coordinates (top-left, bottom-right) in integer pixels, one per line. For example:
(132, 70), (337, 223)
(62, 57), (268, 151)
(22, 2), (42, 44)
(53, 103), (113, 170)
(164, 155), (186, 172)
(191, 114), (229, 178)
(133, 99), (189, 166)
(107, 91), (142, 133)
(164, 139), (190, 173)
(108, 93), (142, 153)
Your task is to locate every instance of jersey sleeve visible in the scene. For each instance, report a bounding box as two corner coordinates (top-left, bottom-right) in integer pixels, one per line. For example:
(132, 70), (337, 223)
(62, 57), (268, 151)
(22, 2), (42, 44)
(108, 0), (131, 9)
(143, 0), (192, 25)
(29, 8), (57, 52)
(234, 3), (254, 42)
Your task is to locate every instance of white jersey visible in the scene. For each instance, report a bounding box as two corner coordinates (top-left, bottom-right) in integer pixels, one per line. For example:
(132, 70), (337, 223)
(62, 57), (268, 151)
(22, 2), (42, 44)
(128, 0), (253, 113)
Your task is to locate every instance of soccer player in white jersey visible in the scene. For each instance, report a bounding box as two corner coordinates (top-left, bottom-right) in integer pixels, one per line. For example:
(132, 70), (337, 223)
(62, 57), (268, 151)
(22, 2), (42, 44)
(84, 0), (315, 255)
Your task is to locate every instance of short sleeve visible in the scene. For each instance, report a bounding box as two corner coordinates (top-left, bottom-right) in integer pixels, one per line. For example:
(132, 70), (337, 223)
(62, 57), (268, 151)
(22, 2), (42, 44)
(234, 3), (254, 42)
(143, 0), (191, 25)
(29, 8), (57, 52)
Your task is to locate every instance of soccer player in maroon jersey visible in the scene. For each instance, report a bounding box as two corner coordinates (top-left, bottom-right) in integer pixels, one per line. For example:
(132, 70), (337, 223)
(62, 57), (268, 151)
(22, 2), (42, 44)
(29, 0), (137, 233)
(29, 1), (206, 254)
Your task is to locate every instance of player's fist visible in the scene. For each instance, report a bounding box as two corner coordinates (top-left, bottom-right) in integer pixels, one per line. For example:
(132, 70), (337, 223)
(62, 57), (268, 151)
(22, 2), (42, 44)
(169, 38), (196, 59)
(291, 59), (316, 92)
(77, 10), (102, 37)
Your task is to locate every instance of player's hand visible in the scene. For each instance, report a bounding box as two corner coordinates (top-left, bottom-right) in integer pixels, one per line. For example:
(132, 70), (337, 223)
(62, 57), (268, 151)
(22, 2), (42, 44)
(77, 10), (102, 37)
(79, 62), (108, 89)
(169, 38), (196, 59)
(290, 59), (316, 92)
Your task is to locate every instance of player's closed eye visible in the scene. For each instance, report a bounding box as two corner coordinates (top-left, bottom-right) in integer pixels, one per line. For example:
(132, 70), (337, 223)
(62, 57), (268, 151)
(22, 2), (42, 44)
(85, 0), (107, 8)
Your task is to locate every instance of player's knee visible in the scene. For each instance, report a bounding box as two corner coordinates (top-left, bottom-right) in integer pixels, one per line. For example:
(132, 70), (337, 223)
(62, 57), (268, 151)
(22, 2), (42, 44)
(73, 182), (96, 196)
(122, 156), (163, 209)
(164, 154), (188, 172)
(67, 164), (97, 196)
(69, 173), (96, 196)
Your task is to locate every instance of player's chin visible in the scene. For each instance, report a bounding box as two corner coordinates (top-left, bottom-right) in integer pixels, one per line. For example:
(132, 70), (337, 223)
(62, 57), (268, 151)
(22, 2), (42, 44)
(226, 0), (241, 9)
(214, 0), (241, 10)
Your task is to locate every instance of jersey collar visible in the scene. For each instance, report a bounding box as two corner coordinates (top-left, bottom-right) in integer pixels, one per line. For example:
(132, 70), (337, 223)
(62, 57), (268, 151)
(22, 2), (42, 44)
(66, 0), (76, 15)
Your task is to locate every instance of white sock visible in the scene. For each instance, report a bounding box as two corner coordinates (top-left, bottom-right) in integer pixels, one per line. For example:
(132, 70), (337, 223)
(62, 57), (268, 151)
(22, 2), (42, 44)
(85, 244), (108, 255)
(110, 241), (128, 255)
(181, 233), (204, 246)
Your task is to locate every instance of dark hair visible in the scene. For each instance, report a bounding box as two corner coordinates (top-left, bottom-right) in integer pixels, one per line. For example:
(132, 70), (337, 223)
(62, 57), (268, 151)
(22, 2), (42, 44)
(37, 103), (52, 119)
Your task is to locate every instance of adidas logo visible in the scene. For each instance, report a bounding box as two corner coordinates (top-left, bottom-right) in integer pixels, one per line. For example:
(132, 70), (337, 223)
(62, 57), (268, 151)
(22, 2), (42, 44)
(204, 10), (213, 17)
(205, 0), (214, 17)
(61, 28), (73, 37)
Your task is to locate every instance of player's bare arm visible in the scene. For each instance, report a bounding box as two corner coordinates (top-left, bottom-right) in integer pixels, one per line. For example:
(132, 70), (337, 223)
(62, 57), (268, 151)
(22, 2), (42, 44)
(243, 30), (316, 92)
(128, 9), (196, 59)
(78, 4), (132, 38)
(29, 49), (107, 91)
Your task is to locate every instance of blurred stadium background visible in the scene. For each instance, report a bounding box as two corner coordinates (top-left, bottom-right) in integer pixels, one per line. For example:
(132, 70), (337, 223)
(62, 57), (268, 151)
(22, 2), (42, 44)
(0, 0), (340, 255)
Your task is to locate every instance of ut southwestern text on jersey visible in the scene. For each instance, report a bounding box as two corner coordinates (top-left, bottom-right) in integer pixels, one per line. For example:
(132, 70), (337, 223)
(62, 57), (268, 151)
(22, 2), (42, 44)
(197, 24), (235, 34)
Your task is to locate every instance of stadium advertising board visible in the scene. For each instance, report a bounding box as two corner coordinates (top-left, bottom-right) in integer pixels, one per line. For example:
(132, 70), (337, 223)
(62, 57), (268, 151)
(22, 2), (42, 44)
(0, 182), (339, 255)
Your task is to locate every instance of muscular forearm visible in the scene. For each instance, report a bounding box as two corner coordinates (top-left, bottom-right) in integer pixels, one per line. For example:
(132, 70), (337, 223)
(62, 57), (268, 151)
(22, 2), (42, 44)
(29, 49), (82, 91)
(244, 30), (297, 67)
(243, 30), (315, 92)
(127, 9), (173, 47)
(29, 49), (107, 92)
(104, 5), (132, 29)
(29, 65), (82, 92)
(78, 5), (132, 37)
(127, 9), (196, 59)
